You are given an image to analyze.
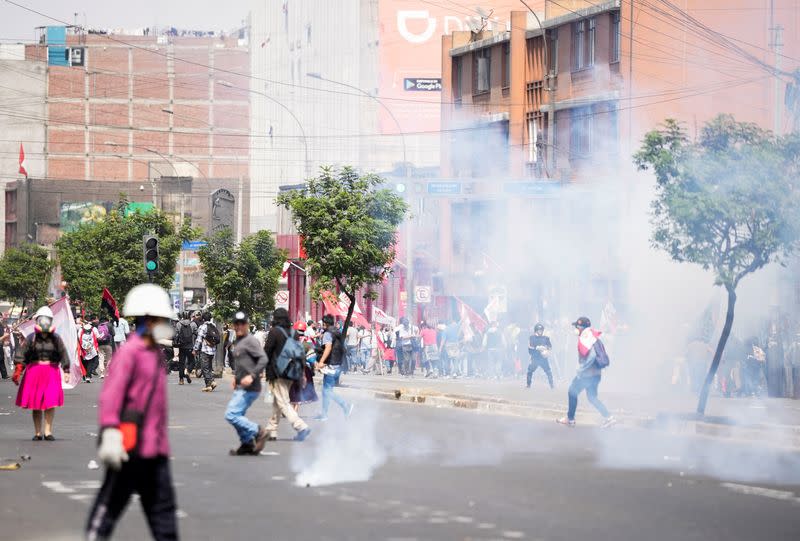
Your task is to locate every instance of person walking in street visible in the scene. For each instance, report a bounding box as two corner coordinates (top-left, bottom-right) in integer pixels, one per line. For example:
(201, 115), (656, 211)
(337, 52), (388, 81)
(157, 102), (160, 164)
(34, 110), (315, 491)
(86, 284), (179, 540)
(224, 311), (270, 456)
(483, 321), (505, 379)
(289, 320), (319, 412)
(172, 312), (194, 385)
(193, 312), (219, 392)
(420, 322), (439, 377)
(315, 314), (354, 421)
(79, 322), (101, 383)
(557, 317), (616, 428)
(14, 306), (70, 441)
(395, 317), (418, 377)
(113, 315), (130, 348)
(263, 308), (311, 441)
(527, 323), (554, 389)
(97, 316), (114, 378)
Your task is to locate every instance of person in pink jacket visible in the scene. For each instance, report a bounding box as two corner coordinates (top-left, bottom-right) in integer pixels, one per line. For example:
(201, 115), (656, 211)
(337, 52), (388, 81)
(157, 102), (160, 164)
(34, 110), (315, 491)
(86, 284), (179, 541)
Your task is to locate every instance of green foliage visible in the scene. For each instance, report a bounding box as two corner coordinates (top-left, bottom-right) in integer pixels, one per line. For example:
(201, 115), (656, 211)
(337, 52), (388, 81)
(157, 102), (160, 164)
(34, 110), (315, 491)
(0, 243), (54, 308)
(56, 203), (194, 310)
(198, 228), (284, 323)
(634, 115), (800, 290)
(276, 166), (408, 329)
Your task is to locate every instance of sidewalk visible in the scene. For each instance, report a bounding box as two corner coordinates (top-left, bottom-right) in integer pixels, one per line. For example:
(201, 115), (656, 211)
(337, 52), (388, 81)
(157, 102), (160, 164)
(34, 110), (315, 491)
(336, 373), (800, 449)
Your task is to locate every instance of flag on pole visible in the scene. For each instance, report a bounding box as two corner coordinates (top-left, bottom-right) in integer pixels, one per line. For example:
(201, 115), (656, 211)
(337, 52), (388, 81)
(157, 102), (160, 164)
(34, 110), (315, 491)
(281, 260), (291, 278)
(18, 143), (27, 177)
(18, 296), (82, 388)
(101, 287), (120, 322)
(454, 296), (487, 333)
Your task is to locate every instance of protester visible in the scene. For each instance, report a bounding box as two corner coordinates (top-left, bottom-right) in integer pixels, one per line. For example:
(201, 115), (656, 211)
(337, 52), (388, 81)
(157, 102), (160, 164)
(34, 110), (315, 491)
(114, 315), (130, 349)
(442, 319), (462, 377)
(97, 316), (114, 378)
(263, 308), (311, 441)
(254, 323), (267, 349)
(315, 314), (354, 421)
(14, 306), (70, 441)
(526, 323), (554, 389)
(289, 320), (319, 412)
(395, 317), (419, 377)
(173, 312), (195, 385)
(86, 283), (179, 540)
(380, 325), (396, 374)
(483, 321), (505, 379)
(344, 322), (359, 373)
(78, 322), (101, 383)
(420, 322), (439, 377)
(224, 311), (270, 456)
(557, 317), (616, 428)
(193, 312), (219, 392)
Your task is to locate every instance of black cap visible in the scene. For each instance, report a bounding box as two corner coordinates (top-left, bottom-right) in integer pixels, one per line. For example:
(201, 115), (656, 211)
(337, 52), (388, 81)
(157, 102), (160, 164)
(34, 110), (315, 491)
(232, 311), (249, 323)
(572, 316), (591, 329)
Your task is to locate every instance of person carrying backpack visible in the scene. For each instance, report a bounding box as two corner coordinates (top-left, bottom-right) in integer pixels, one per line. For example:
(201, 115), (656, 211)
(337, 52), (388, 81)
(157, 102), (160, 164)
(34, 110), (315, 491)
(314, 314), (354, 421)
(263, 308), (311, 442)
(557, 317), (616, 428)
(173, 312), (195, 385)
(193, 312), (219, 392)
(97, 317), (114, 378)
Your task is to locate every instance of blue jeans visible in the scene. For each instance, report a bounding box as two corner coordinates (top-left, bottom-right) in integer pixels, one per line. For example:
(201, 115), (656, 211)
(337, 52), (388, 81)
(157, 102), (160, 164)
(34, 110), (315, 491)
(567, 375), (609, 421)
(321, 366), (349, 416)
(224, 388), (261, 443)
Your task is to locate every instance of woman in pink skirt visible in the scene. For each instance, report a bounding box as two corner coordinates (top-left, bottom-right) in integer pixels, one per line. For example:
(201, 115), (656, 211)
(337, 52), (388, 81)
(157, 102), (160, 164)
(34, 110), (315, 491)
(14, 306), (70, 441)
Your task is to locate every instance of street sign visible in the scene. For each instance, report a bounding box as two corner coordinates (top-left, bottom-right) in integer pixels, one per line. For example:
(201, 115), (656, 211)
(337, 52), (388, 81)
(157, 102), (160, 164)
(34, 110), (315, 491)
(503, 180), (561, 196)
(403, 78), (442, 91)
(427, 182), (461, 195)
(182, 240), (207, 251)
(274, 290), (290, 310)
(414, 286), (432, 304)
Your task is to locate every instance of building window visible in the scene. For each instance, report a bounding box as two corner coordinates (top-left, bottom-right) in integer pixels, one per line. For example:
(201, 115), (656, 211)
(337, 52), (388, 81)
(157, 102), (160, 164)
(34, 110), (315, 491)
(473, 48), (491, 94)
(548, 29), (558, 75)
(453, 56), (463, 102)
(570, 106), (593, 158)
(502, 43), (510, 88)
(611, 11), (621, 63)
(572, 18), (596, 71)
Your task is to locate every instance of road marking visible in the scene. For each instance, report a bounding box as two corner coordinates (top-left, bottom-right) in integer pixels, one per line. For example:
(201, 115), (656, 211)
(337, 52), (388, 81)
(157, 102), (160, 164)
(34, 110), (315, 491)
(42, 481), (75, 493)
(476, 522), (496, 529)
(721, 483), (800, 503)
(502, 531), (526, 539)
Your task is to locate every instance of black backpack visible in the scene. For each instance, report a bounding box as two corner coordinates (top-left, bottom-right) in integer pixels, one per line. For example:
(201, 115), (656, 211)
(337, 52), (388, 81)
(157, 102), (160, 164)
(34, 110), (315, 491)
(173, 322), (194, 349)
(593, 340), (611, 369)
(204, 323), (220, 347)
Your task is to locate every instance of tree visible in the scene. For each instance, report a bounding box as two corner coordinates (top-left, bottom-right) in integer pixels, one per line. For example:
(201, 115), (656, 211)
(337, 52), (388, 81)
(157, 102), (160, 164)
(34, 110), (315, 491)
(56, 200), (193, 310)
(634, 115), (800, 414)
(277, 166), (408, 332)
(0, 243), (55, 311)
(197, 228), (284, 323)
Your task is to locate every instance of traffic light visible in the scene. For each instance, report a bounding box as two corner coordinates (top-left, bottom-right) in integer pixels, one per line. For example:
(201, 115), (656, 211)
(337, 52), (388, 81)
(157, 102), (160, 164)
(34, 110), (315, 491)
(143, 235), (159, 278)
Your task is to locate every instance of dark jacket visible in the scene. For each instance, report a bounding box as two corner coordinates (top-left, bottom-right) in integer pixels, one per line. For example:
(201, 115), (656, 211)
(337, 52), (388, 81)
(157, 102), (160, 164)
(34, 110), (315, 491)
(19, 331), (69, 370)
(264, 324), (291, 381)
(232, 333), (269, 392)
(529, 335), (552, 362)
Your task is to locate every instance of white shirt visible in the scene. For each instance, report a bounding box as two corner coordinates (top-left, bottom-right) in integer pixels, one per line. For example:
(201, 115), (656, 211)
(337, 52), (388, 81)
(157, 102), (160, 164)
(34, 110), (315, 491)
(114, 318), (130, 343)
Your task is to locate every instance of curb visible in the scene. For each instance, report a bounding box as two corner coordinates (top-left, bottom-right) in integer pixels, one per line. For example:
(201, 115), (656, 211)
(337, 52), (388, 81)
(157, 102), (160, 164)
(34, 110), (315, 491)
(337, 385), (800, 450)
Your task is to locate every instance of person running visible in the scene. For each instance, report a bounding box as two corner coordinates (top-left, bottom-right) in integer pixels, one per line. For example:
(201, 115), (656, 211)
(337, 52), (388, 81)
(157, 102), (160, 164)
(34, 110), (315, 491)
(224, 311), (270, 456)
(173, 312), (194, 385)
(78, 322), (101, 383)
(289, 320), (319, 412)
(193, 312), (219, 392)
(527, 323), (554, 389)
(557, 317), (616, 428)
(263, 308), (311, 441)
(315, 314), (354, 421)
(86, 284), (179, 540)
(14, 306), (70, 441)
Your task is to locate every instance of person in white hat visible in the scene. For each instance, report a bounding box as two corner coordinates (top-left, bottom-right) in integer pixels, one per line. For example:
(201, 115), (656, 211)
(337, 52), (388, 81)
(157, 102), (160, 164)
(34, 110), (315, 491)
(78, 321), (101, 383)
(14, 305), (70, 441)
(86, 283), (180, 541)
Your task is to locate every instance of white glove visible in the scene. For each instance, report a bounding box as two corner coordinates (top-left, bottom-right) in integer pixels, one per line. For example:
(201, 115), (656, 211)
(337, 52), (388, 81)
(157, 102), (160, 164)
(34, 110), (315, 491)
(97, 428), (129, 470)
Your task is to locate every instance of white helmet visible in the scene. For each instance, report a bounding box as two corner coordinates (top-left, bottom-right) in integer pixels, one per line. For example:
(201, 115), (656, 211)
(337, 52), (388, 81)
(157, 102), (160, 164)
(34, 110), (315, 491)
(123, 283), (177, 320)
(34, 306), (54, 321)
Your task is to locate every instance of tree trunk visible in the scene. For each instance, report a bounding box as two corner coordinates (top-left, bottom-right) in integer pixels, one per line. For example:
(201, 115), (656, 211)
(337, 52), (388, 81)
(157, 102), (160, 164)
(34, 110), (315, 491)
(696, 287), (737, 415)
(342, 290), (356, 337)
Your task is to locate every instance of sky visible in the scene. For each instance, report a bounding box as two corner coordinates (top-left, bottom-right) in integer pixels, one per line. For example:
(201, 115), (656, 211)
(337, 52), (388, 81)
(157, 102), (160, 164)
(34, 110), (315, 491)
(0, 0), (254, 41)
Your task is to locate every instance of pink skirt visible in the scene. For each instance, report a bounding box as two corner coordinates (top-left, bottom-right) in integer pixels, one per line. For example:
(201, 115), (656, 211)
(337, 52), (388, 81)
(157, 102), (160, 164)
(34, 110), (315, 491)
(16, 364), (64, 410)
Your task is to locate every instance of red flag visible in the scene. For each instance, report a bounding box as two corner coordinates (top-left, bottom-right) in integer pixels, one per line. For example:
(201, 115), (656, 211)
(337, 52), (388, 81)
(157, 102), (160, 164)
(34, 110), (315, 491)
(18, 143), (27, 177)
(281, 260), (291, 279)
(101, 287), (120, 321)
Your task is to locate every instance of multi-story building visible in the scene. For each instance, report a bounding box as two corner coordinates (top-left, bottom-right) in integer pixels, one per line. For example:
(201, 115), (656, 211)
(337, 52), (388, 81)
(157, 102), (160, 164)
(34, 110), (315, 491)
(432, 0), (800, 323)
(1, 25), (251, 301)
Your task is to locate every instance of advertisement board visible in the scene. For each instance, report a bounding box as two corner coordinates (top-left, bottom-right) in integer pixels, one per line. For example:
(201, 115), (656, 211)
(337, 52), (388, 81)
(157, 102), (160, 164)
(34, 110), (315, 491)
(377, 1), (520, 134)
(59, 202), (113, 232)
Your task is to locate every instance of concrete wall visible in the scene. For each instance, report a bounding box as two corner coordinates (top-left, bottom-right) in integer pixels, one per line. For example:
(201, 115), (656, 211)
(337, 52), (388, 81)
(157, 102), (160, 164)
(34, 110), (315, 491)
(0, 44), (46, 253)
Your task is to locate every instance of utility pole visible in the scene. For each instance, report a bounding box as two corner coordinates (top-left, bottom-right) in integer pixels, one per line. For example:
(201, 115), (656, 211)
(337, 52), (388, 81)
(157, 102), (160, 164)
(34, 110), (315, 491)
(770, 10), (784, 135)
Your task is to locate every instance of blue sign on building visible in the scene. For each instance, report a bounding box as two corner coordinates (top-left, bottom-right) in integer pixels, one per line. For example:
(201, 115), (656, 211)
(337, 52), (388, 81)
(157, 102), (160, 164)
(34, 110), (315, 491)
(427, 182), (461, 195)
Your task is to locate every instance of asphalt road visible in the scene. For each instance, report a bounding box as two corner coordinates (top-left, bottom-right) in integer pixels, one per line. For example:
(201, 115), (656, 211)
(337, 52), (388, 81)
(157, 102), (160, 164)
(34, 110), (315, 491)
(1, 376), (799, 541)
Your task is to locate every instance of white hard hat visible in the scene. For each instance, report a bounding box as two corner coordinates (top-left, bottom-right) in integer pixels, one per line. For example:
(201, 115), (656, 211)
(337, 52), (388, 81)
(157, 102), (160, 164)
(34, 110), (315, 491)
(34, 306), (54, 320)
(123, 283), (177, 320)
